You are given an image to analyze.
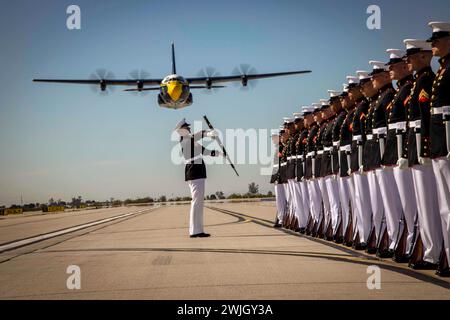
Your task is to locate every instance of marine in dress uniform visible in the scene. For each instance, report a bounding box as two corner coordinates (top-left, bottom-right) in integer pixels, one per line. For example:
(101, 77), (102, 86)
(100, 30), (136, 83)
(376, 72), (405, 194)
(283, 118), (297, 229)
(383, 49), (418, 262)
(328, 89), (348, 243)
(296, 111), (311, 233)
(279, 123), (291, 227)
(339, 80), (360, 247)
(401, 39), (442, 269)
(320, 100), (340, 240)
(427, 21), (450, 277)
(292, 112), (309, 231)
(359, 70), (384, 254)
(270, 129), (285, 228)
(348, 73), (372, 249)
(175, 118), (220, 238)
(304, 105), (322, 235)
(369, 60), (402, 258)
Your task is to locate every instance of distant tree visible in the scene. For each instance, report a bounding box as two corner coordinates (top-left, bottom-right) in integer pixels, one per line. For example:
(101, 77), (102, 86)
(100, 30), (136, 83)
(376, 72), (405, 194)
(158, 195), (167, 202)
(267, 190), (274, 197)
(227, 193), (243, 199)
(209, 194), (217, 200)
(248, 182), (259, 195)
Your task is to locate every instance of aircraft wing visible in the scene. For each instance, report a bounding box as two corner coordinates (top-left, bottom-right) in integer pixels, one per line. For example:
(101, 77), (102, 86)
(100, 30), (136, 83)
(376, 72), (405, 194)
(33, 79), (163, 86)
(186, 70), (311, 85)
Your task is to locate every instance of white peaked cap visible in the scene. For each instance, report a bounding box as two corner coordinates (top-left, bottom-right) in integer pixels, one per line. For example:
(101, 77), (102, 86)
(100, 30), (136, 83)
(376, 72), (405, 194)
(346, 76), (359, 84)
(312, 102), (322, 110)
(320, 99), (329, 106)
(428, 21), (450, 33)
(328, 90), (341, 97)
(302, 105), (315, 113)
(386, 49), (405, 59)
(403, 39), (432, 51)
(293, 112), (303, 119)
(369, 60), (387, 70)
(283, 117), (294, 123)
(271, 129), (280, 136)
(356, 70), (371, 80)
(279, 125), (285, 130)
(174, 118), (190, 130)
(342, 83), (349, 92)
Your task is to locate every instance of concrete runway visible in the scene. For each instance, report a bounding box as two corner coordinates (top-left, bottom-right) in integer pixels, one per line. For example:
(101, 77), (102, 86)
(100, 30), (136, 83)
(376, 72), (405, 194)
(0, 202), (449, 299)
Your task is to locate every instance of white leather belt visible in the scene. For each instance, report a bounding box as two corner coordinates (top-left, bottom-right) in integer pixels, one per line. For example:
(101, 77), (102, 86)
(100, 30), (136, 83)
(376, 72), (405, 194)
(409, 119), (421, 129)
(373, 127), (387, 135)
(296, 155), (304, 160)
(432, 106), (450, 115)
(339, 145), (351, 152)
(307, 151), (315, 157)
(184, 155), (203, 164)
(367, 134), (374, 140)
(317, 150), (324, 155)
(324, 147), (332, 152)
(388, 121), (407, 131)
(333, 141), (339, 147)
(352, 135), (362, 142)
(287, 156), (295, 161)
(280, 162), (287, 167)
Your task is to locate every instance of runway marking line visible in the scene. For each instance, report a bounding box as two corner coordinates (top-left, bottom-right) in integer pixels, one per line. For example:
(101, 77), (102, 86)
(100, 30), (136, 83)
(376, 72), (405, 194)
(0, 206), (160, 254)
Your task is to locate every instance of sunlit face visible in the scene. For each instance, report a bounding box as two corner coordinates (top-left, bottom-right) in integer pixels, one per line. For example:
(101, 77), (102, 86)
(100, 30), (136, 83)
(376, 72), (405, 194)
(340, 95), (350, 109)
(294, 120), (303, 131)
(304, 114), (314, 127)
(388, 61), (408, 80)
(371, 71), (389, 90)
(330, 99), (341, 114)
(431, 36), (450, 57)
(361, 81), (375, 98)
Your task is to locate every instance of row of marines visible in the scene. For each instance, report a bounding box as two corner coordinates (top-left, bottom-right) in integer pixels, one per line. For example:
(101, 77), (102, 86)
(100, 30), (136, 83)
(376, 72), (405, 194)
(270, 21), (450, 277)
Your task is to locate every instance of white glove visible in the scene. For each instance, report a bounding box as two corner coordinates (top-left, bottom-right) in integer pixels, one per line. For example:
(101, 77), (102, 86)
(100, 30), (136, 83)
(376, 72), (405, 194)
(419, 157), (431, 166)
(347, 169), (352, 176)
(359, 166), (364, 174)
(206, 130), (218, 138)
(447, 152), (450, 160)
(396, 157), (409, 170)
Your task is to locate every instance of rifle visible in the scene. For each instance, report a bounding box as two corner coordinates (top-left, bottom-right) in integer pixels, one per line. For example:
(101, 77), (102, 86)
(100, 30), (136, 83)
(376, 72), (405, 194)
(203, 115), (239, 176)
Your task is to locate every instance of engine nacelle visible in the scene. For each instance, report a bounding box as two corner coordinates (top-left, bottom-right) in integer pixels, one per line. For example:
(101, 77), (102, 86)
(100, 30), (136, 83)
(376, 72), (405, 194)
(206, 78), (212, 90)
(137, 81), (144, 91)
(241, 76), (248, 87)
(100, 80), (107, 91)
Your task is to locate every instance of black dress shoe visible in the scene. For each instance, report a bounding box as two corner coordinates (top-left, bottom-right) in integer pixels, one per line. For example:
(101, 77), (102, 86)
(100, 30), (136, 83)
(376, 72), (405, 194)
(393, 254), (410, 263)
(334, 236), (344, 244)
(366, 247), (377, 254)
(436, 268), (450, 277)
(298, 227), (306, 234)
(190, 233), (211, 238)
(377, 249), (394, 258)
(273, 223), (282, 228)
(354, 242), (367, 251)
(408, 261), (437, 270)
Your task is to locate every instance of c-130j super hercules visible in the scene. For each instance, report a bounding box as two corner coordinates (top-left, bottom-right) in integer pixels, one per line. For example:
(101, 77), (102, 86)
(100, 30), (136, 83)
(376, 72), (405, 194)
(34, 43), (311, 109)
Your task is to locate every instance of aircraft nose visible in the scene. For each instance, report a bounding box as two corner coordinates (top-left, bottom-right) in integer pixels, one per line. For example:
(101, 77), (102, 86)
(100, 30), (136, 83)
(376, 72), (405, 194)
(167, 81), (183, 101)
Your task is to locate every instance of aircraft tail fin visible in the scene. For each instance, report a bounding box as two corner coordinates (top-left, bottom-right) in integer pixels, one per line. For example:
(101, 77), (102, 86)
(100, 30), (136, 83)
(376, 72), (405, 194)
(171, 42), (177, 74)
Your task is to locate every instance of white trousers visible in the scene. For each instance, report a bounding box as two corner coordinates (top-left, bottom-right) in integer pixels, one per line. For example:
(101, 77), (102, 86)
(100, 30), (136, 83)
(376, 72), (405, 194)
(338, 176), (351, 233)
(432, 158), (450, 264)
(325, 176), (341, 234)
(308, 179), (323, 223)
(283, 183), (292, 219)
(300, 181), (311, 222)
(353, 172), (373, 243)
(187, 178), (205, 235)
(367, 170), (384, 243)
(288, 179), (299, 222)
(318, 177), (331, 226)
(274, 184), (287, 223)
(376, 168), (403, 250)
(393, 167), (418, 255)
(293, 181), (308, 228)
(346, 174), (359, 238)
(411, 164), (443, 263)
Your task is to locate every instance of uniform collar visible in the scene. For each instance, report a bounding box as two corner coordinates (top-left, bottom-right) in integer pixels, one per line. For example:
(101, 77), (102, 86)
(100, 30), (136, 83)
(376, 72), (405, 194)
(378, 83), (393, 95)
(397, 74), (414, 87)
(438, 53), (450, 66)
(415, 66), (432, 78)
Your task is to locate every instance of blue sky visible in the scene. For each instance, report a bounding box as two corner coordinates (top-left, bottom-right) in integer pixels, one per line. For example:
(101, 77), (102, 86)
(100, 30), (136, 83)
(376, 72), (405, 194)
(0, 0), (449, 205)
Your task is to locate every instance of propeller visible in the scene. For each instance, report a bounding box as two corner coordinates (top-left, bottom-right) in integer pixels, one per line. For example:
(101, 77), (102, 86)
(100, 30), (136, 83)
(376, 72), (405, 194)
(196, 66), (221, 93)
(232, 64), (259, 90)
(128, 69), (151, 95)
(89, 68), (116, 95)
